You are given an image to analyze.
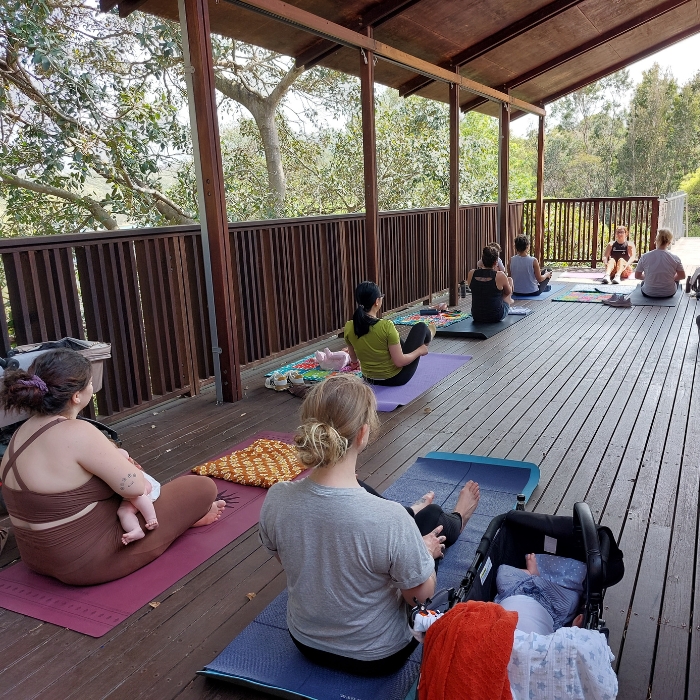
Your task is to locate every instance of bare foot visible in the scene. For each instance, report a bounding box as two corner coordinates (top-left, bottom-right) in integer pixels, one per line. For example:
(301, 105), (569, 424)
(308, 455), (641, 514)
(525, 552), (539, 576)
(122, 528), (145, 545)
(572, 613), (584, 627)
(410, 491), (435, 515)
(144, 518), (159, 531)
(454, 481), (480, 532)
(192, 500), (226, 527)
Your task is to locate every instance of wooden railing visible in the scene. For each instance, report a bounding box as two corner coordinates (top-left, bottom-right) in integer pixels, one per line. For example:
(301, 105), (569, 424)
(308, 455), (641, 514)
(0, 203), (522, 419)
(522, 197), (660, 266)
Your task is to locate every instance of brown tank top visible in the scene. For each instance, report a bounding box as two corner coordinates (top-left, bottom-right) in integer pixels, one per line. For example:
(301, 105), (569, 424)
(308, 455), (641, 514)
(1, 418), (114, 524)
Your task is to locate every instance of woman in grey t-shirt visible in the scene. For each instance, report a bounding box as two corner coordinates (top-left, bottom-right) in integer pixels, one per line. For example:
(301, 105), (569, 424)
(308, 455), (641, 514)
(634, 228), (685, 298)
(259, 374), (480, 676)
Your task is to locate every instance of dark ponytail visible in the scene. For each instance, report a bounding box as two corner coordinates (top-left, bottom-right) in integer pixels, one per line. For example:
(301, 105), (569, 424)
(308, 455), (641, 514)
(1, 348), (92, 417)
(352, 281), (383, 338)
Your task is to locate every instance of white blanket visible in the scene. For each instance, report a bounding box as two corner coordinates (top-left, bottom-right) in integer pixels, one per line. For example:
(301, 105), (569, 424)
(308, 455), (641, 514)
(508, 627), (618, 700)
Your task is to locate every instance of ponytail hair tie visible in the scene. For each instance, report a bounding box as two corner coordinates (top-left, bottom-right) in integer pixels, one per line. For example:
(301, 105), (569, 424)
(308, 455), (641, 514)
(18, 374), (48, 395)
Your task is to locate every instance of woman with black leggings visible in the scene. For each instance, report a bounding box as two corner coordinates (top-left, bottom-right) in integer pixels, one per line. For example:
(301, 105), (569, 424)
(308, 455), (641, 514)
(344, 281), (432, 387)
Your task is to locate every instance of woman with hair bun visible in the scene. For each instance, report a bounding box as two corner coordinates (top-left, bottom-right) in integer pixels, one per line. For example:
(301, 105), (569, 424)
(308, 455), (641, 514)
(259, 374), (480, 676)
(344, 281), (432, 386)
(0, 348), (225, 585)
(467, 246), (514, 323)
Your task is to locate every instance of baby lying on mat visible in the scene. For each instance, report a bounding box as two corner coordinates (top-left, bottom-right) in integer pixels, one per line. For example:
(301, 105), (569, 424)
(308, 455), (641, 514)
(495, 553), (587, 635)
(115, 447), (161, 545)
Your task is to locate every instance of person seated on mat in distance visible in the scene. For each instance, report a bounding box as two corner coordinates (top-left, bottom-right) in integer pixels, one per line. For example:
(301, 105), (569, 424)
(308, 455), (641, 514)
(344, 281), (432, 387)
(467, 246), (514, 323)
(601, 225), (636, 284)
(634, 228), (685, 299)
(259, 374), (480, 676)
(0, 348), (226, 586)
(477, 241), (506, 271)
(510, 234), (553, 296)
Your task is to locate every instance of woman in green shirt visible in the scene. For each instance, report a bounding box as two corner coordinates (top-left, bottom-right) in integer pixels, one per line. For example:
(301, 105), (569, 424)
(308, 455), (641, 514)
(344, 282), (432, 386)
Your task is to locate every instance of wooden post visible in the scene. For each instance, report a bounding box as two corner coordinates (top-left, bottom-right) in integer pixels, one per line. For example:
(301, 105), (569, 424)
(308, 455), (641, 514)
(448, 80), (460, 306)
(591, 200), (600, 268)
(179, 0), (241, 402)
(535, 113), (545, 265)
(360, 29), (379, 283)
(650, 198), (660, 251)
(498, 100), (510, 263)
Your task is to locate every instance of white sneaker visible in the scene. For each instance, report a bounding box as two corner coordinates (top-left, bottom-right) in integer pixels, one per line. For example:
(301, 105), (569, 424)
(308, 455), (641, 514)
(602, 276), (611, 284)
(612, 275), (621, 284)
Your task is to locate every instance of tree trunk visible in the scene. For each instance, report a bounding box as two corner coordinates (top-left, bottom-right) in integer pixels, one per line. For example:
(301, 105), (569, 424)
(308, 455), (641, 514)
(255, 106), (285, 216)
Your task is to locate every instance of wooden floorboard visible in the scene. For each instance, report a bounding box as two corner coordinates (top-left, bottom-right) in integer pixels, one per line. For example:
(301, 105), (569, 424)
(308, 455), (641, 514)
(2, 274), (700, 699)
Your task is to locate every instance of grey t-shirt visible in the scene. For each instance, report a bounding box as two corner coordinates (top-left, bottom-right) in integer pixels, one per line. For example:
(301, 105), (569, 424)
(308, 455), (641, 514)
(259, 478), (435, 660)
(635, 248), (684, 297)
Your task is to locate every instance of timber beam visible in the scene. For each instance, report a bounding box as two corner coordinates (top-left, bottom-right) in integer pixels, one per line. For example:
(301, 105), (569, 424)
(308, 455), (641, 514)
(398, 0), (585, 98)
(295, 0), (424, 70)
(222, 0), (545, 116)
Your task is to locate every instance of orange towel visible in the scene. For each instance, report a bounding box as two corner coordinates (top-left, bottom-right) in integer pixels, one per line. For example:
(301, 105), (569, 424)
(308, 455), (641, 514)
(419, 601), (517, 700)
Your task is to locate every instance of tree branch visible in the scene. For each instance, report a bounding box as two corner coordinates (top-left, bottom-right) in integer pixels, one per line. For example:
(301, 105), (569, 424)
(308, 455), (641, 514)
(0, 169), (119, 230)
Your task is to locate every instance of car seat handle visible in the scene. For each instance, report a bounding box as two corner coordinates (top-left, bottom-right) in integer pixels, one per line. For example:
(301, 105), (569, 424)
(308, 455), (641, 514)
(574, 501), (604, 600)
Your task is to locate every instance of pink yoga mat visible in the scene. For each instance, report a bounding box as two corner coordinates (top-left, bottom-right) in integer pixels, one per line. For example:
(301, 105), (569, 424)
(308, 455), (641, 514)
(0, 431), (294, 637)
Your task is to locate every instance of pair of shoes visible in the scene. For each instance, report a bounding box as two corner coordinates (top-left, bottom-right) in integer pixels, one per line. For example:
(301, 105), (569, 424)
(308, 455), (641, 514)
(602, 294), (631, 308)
(612, 275), (621, 284)
(601, 276), (611, 284)
(265, 372), (290, 391)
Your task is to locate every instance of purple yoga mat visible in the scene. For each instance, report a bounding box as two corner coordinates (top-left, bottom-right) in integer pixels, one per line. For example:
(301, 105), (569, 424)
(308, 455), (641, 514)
(0, 431), (294, 637)
(371, 353), (472, 411)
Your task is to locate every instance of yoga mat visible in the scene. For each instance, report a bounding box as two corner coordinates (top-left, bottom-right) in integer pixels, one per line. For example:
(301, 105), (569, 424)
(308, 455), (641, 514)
(512, 283), (565, 300)
(435, 313), (528, 339)
(199, 453), (539, 700)
(569, 284), (637, 293)
(552, 291), (616, 304)
(372, 353), (472, 411)
(392, 311), (469, 328)
(629, 285), (683, 306)
(0, 431), (294, 637)
(265, 353), (361, 382)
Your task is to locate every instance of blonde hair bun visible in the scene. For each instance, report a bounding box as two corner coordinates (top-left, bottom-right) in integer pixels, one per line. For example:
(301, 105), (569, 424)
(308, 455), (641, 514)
(295, 374), (379, 469)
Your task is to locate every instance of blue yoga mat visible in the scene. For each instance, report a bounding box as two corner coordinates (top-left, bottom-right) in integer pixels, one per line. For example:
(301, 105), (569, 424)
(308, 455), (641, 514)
(199, 453), (540, 699)
(511, 283), (565, 300)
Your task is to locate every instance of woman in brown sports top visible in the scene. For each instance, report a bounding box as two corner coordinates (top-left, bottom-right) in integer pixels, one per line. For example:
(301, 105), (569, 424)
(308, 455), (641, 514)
(0, 348), (224, 585)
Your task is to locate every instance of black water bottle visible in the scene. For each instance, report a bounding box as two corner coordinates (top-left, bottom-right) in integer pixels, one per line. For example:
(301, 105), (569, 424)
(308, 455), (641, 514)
(516, 494), (526, 511)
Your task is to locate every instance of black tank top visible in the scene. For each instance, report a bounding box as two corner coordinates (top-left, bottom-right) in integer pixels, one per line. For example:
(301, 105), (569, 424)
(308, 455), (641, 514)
(470, 269), (504, 323)
(611, 240), (630, 261)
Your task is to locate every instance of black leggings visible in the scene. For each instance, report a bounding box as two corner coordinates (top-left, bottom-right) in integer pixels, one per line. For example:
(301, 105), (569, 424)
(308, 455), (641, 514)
(365, 323), (432, 387)
(515, 279), (551, 296)
(358, 481), (463, 546)
(640, 281), (679, 299)
(290, 634), (419, 677)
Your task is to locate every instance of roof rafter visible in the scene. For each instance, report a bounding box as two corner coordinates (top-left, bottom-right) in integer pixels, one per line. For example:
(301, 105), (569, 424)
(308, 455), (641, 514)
(460, 0), (694, 113)
(294, 0), (424, 69)
(508, 20), (700, 119)
(398, 0), (586, 98)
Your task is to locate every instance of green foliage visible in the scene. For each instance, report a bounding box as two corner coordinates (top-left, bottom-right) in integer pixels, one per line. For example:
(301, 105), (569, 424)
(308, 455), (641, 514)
(680, 168), (700, 236)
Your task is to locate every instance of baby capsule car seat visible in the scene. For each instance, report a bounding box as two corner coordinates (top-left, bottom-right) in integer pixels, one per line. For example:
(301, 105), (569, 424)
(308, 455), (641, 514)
(456, 501), (624, 635)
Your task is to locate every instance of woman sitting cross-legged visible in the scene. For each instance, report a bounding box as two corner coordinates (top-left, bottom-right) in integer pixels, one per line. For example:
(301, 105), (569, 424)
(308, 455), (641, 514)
(0, 348), (225, 586)
(634, 228), (685, 298)
(259, 374), (480, 676)
(344, 281), (432, 386)
(467, 246), (514, 323)
(510, 234), (553, 296)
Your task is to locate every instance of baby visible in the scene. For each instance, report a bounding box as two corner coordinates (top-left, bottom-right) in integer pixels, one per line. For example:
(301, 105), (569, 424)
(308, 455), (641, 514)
(494, 553), (587, 635)
(115, 447), (161, 545)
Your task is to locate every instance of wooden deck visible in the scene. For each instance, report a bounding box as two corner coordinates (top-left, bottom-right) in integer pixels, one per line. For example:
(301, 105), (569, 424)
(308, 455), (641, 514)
(2, 258), (700, 699)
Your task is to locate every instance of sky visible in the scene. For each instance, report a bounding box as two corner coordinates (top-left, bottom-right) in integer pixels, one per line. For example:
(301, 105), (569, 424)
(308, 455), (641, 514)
(511, 33), (700, 136)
